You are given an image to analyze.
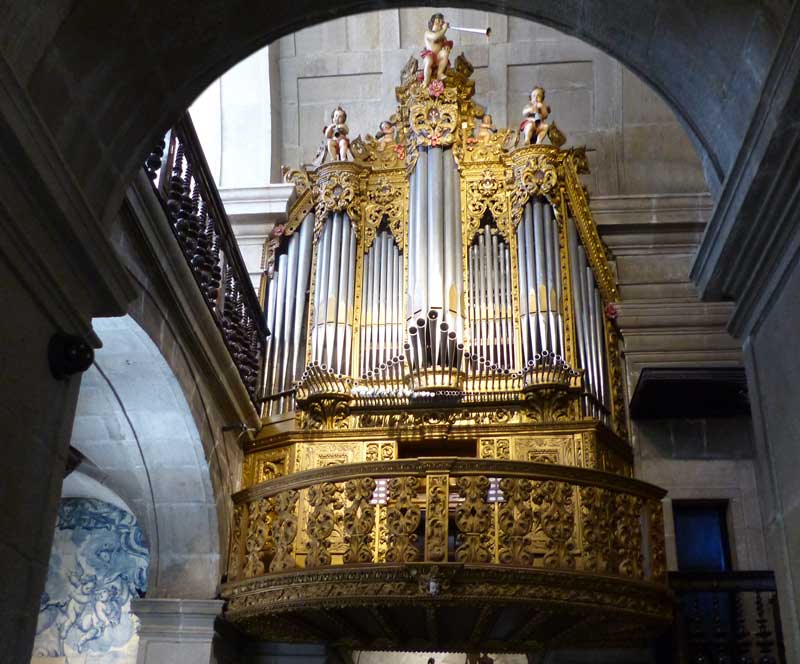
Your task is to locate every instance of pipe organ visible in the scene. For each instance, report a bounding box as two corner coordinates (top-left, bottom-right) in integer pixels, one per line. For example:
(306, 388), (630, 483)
(226, 50), (669, 652)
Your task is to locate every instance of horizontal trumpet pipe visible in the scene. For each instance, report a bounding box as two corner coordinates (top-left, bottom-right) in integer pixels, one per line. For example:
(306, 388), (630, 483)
(449, 25), (492, 37)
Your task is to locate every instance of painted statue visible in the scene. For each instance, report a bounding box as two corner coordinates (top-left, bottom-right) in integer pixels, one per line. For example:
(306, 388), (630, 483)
(376, 119), (396, 146)
(316, 106), (352, 164)
(476, 114), (497, 142)
(421, 13), (453, 87)
(519, 86), (551, 145)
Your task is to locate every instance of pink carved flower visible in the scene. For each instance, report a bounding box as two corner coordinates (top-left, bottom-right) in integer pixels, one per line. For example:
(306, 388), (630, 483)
(393, 143), (406, 160)
(428, 79), (445, 98)
(416, 72), (424, 83)
(605, 303), (619, 320)
(272, 224), (285, 237)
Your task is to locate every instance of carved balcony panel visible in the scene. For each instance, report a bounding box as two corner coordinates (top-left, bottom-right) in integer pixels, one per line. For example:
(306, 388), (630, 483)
(222, 458), (670, 652)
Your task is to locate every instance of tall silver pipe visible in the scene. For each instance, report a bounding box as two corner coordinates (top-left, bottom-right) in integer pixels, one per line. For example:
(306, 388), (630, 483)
(543, 203), (557, 356)
(551, 211), (565, 359)
(452, 156), (464, 339)
(292, 214), (314, 381)
(443, 148), (455, 330)
(427, 147), (444, 313)
(381, 233), (391, 365)
(568, 219), (589, 414)
(393, 249), (401, 361)
(469, 245), (477, 351)
(577, 246), (597, 408)
(270, 253), (289, 405)
(475, 239), (486, 361)
(523, 202), (538, 355)
(314, 219), (332, 363)
(372, 234), (384, 368)
(491, 231), (505, 368)
(533, 199), (549, 351)
(501, 243), (514, 370)
(335, 219), (351, 374)
(516, 216), (531, 363)
(366, 237), (377, 370)
(593, 287), (609, 417)
(263, 270), (279, 403)
(360, 237), (372, 374)
(413, 149), (429, 319)
(374, 232), (385, 366)
(279, 231), (299, 408)
(344, 219), (356, 375)
(324, 213), (343, 369)
(480, 229), (493, 364)
(407, 166), (417, 326)
(387, 240), (396, 360)
(585, 264), (601, 412)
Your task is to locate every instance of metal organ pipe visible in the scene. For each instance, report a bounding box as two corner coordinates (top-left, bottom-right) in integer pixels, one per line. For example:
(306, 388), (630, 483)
(263, 272), (278, 407)
(568, 219), (589, 415)
(543, 203), (560, 357)
(313, 218), (331, 364)
(335, 216), (351, 374)
(324, 213), (343, 370)
(278, 229), (299, 410)
(269, 253), (288, 402)
(427, 147), (444, 313)
(523, 202), (538, 356)
(413, 149), (428, 320)
(343, 217), (356, 373)
(532, 200), (549, 352)
(516, 207), (531, 363)
(292, 215), (314, 381)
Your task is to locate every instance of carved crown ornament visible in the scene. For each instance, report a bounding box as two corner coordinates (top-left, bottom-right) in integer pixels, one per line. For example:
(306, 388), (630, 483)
(364, 174), (407, 252)
(311, 162), (364, 236)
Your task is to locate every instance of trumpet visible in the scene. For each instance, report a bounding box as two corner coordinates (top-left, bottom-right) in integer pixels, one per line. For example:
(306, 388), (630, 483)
(449, 25), (492, 38)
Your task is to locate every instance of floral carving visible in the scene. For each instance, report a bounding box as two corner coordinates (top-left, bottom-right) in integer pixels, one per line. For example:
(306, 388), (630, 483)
(409, 96), (458, 148)
(648, 499), (667, 584)
(306, 482), (342, 568)
(455, 476), (493, 563)
(464, 170), (510, 243)
(343, 478), (377, 563)
(386, 476), (422, 563)
(269, 490), (299, 572)
(613, 492), (644, 579)
(498, 478), (534, 565)
(532, 481), (576, 569)
(425, 474), (449, 562)
(312, 164), (362, 232)
(579, 486), (611, 573)
(244, 497), (275, 578)
(228, 504), (245, 581)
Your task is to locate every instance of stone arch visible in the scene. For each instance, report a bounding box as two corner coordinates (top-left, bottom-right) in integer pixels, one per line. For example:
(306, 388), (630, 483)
(3, 0), (787, 222)
(70, 315), (221, 599)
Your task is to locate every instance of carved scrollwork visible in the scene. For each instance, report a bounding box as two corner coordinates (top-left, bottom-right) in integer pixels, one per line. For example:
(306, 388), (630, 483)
(613, 492), (644, 579)
(648, 499), (667, 584)
(464, 170), (510, 243)
(579, 486), (611, 574)
(343, 478), (377, 563)
(532, 481), (576, 569)
(312, 164), (363, 231)
(523, 386), (579, 423)
(269, 490), (299, 572)
(455, 476), (493, 563)
(244, 497), (275, 578)
(510, 148), (560, 229)
(409, 95), (459, 148)
(365, 174), (406, 252)
(425, 474), (449, 562)
(303, 396), (351, 430)
(498, 478), (534, 565)
(228, 504), (245, 581)
(386, 476), (422, 563)
(306, 482), (342, 568)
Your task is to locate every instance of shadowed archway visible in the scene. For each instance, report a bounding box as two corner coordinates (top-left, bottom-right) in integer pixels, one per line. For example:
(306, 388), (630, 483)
(2, 0), (788, 223)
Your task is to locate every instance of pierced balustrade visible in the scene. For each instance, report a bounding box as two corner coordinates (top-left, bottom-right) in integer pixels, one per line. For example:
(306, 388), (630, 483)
(226, 458), (667, 582)
(145, 115), (267, 405)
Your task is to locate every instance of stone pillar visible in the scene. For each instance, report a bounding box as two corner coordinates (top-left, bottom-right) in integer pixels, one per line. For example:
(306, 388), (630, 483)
(132, 598), (224, 664)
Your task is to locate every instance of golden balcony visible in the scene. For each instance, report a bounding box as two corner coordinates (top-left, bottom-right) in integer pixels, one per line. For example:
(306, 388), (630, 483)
(222, 458), (670, 652)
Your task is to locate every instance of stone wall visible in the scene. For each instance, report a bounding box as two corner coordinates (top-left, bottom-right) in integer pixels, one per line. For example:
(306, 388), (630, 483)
(276, 8), (707, 196)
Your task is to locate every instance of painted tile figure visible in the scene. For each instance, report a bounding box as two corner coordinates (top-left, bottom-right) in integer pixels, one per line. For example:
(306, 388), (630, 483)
(33, 498), (148, 662)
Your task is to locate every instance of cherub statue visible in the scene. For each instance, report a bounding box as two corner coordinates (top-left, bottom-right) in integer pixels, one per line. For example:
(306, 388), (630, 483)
(519, 86), (552, 145)
(317, 106), (352, 163)
(421, 13), (453, 87)
(376, 119), (396, 147)
(476, 114), (497, 142)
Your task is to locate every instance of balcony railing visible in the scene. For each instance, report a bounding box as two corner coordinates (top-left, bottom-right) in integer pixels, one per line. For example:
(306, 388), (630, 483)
(669, 571), (787, 663)
(145, 115), (267, 406)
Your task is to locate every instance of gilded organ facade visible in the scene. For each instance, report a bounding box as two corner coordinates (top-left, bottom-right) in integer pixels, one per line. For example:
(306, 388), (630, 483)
(222, 27), (670, 653)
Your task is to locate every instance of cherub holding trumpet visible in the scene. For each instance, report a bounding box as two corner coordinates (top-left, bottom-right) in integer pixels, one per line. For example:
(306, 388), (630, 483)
(421, 13), (453, 88)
